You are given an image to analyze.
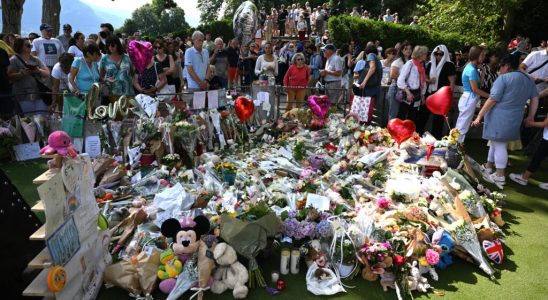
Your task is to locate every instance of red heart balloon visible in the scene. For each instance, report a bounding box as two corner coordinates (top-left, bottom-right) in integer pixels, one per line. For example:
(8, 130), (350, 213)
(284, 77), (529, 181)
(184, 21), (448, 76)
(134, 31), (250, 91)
(234, 96), (254, 123)
(387, 118), (416, 146)
(425, 86), (452, 116)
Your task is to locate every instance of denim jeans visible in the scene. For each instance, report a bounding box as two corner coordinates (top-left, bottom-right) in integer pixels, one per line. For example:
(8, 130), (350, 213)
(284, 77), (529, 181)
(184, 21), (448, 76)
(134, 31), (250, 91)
(387, 82), (399, 120)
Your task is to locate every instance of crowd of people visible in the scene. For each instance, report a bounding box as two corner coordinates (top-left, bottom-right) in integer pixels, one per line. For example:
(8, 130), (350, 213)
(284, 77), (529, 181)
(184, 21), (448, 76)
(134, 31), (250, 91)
(0, 15), (546, 189)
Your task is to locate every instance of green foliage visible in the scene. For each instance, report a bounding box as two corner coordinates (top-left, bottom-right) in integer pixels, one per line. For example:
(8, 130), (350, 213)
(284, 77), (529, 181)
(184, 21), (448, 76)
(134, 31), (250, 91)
(117, 1), (190, 36)
(328, 15), (482, 52)
(197, 19), (234, 41)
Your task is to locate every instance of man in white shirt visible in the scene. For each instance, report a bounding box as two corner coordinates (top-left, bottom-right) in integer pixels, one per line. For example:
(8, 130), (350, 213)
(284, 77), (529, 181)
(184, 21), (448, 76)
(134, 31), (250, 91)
(32, 24), (65, 70)
(383, 9), (394, 22)
(184, 31), (210, 93)
(521, 48), (548, 94)
(320, 44), (343, 104)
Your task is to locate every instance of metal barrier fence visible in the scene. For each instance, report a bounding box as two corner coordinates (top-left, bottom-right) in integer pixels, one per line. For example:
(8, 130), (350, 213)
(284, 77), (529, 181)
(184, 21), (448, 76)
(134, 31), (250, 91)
(0, 84), (457, 129)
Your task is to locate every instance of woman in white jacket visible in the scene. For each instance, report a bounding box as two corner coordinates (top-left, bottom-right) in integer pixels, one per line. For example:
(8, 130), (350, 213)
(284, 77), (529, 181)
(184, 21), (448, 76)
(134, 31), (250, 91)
(396, 45), (429, 122)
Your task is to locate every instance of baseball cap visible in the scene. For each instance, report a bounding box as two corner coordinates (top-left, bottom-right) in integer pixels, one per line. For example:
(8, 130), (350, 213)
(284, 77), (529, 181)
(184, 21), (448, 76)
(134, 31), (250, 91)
(40, 23), (53, 31)
(63, 24), (72, 30)
(322, 44), (336, 51)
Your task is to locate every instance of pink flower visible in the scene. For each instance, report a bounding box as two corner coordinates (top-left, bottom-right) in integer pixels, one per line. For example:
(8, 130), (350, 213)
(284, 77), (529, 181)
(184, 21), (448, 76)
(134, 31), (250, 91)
(376, 197), (390, 209)
(300, 168), (312, 179)
(426, 249), (440, 265)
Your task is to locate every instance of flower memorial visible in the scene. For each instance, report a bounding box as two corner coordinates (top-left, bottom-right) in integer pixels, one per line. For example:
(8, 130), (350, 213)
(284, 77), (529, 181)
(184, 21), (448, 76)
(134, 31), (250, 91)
(33, 99), (513, 300)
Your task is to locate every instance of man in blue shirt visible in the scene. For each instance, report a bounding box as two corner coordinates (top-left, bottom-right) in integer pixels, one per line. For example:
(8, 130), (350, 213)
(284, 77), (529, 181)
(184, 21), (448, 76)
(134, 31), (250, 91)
(184, 31), (209, 91)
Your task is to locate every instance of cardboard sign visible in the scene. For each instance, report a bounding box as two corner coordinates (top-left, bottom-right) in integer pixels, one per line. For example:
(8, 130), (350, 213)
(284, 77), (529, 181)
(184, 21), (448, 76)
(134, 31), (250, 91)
(13, 142), (41, 161)
(208, 90), (219, 108)
(193, 91), (206, 109)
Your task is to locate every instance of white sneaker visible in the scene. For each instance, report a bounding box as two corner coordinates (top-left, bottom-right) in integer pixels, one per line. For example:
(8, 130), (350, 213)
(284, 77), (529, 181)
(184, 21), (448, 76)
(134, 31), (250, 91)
(539, 183), (548, 190)
(509, 173), (528, 186)
(480, 164), (494, 174)
(490, 173), (506, 188)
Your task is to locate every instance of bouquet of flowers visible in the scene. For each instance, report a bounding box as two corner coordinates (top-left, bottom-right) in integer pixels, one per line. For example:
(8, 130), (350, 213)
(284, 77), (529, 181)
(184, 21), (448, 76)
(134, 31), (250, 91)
(359, 240), (393, 281)
(215, 162), (238, 185)
(161, 153), (181, 170)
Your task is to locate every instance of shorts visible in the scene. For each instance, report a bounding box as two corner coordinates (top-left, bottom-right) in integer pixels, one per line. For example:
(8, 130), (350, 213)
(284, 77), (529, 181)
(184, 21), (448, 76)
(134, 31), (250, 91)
(228, 67), (239, 82)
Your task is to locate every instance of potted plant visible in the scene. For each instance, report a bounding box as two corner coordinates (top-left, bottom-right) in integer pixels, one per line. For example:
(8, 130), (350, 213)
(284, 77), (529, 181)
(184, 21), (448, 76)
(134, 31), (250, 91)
(215, 162), (238, 186)
(135, 119), (161, 166)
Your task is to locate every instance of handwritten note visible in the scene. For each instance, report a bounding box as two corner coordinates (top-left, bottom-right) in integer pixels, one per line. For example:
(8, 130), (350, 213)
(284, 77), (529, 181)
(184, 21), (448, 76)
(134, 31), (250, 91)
(84, 136), (101, 158)
(38, 172), (67, 237)
(306, 194), (331, 212)
(134, 94), (159, 118)
(73, 138), (84, 153)
(62, 160), (83, 193)
(13, 142), (41, 161)
(208, 90), (219, 108)
(193, 91), (206, 109)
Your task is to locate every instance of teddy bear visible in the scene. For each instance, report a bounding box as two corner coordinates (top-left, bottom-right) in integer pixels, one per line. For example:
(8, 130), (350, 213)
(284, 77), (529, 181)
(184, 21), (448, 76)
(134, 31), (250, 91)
(210, 242), (249, 299)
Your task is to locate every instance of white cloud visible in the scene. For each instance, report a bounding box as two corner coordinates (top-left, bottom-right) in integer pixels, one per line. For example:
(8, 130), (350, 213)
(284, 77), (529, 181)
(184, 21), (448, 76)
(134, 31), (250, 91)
(81, 0), (201, 26)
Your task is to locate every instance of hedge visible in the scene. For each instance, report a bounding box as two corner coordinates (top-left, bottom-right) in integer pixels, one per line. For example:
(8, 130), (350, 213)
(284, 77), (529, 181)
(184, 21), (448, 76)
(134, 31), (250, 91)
(328, 15), (493, 53)
(172, 19), (234, 43)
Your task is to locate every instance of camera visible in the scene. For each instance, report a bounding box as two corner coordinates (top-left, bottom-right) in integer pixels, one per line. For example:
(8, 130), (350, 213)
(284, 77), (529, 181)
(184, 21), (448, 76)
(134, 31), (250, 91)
(99, 31), (108, 39)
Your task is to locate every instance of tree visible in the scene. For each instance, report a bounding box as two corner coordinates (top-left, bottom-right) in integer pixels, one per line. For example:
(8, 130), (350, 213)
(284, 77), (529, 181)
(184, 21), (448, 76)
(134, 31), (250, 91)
(418, 0), (527, 46)
(1, 0), (25, 34)
(42, 0), (61, 36)
(117, 0), (190, 36)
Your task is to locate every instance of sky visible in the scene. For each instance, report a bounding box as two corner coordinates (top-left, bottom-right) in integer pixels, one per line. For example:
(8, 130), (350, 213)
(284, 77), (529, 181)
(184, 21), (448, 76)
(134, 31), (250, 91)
(81, 0), (201, 27)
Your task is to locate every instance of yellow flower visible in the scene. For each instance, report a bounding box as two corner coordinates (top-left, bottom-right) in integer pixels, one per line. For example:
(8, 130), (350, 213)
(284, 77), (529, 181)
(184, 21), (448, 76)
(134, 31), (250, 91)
(419, 256), (429, 266)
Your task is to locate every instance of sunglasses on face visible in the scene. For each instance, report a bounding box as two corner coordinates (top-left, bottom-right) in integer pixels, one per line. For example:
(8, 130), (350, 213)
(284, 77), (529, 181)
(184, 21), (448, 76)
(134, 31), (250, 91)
(434, 52), (443, 56)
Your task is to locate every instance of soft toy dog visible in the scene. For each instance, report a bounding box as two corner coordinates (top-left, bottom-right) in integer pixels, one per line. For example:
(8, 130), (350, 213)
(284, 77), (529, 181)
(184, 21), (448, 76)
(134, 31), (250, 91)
(210, 242), (249, 299)
(431, 228), (455, 270)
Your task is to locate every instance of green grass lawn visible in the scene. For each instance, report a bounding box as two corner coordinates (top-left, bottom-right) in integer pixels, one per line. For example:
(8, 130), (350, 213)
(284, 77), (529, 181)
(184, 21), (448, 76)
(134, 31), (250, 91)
(2, 140), (547, 300)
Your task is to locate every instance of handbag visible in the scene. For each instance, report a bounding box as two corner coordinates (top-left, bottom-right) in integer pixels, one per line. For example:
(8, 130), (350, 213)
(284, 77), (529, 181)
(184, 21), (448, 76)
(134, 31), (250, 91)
(153, 62), (175, 101)
(15, 55), (53, 105)
(395, 62), (413, 103)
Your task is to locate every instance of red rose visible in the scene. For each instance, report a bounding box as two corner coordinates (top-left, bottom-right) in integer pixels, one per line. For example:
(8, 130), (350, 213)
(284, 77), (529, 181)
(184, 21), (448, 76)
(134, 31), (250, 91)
(394, 255), (405, 266)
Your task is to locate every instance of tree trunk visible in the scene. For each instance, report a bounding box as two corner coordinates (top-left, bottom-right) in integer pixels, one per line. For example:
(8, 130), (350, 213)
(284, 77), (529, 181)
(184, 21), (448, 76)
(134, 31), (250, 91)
(1, 0), (25, 34)
(42, 0), (61, 37)
(502, 8), (516, 43)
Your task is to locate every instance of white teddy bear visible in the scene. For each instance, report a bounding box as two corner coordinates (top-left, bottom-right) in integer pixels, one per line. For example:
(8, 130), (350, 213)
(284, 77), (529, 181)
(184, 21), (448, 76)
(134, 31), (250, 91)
(210, 243), (249, 299)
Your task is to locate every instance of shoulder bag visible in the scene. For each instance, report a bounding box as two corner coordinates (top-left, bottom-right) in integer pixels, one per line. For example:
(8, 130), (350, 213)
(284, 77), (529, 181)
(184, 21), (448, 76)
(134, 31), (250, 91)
(394, 62), (412, 103)
(15, 55), (53, 105)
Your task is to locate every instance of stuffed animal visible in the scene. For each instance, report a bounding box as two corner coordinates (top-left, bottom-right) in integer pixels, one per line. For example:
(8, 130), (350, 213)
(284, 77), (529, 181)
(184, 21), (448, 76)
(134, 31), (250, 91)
(418, 257), (439, 281)
(160, 215), (215, 300)
(40, 131), (78, 158)
(407, 261), (430, 293)
(380, 272), (396, 292)
(431, 229), (455, 270)
(158, 249), (183, 294)
(210, 242), (249, 299)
